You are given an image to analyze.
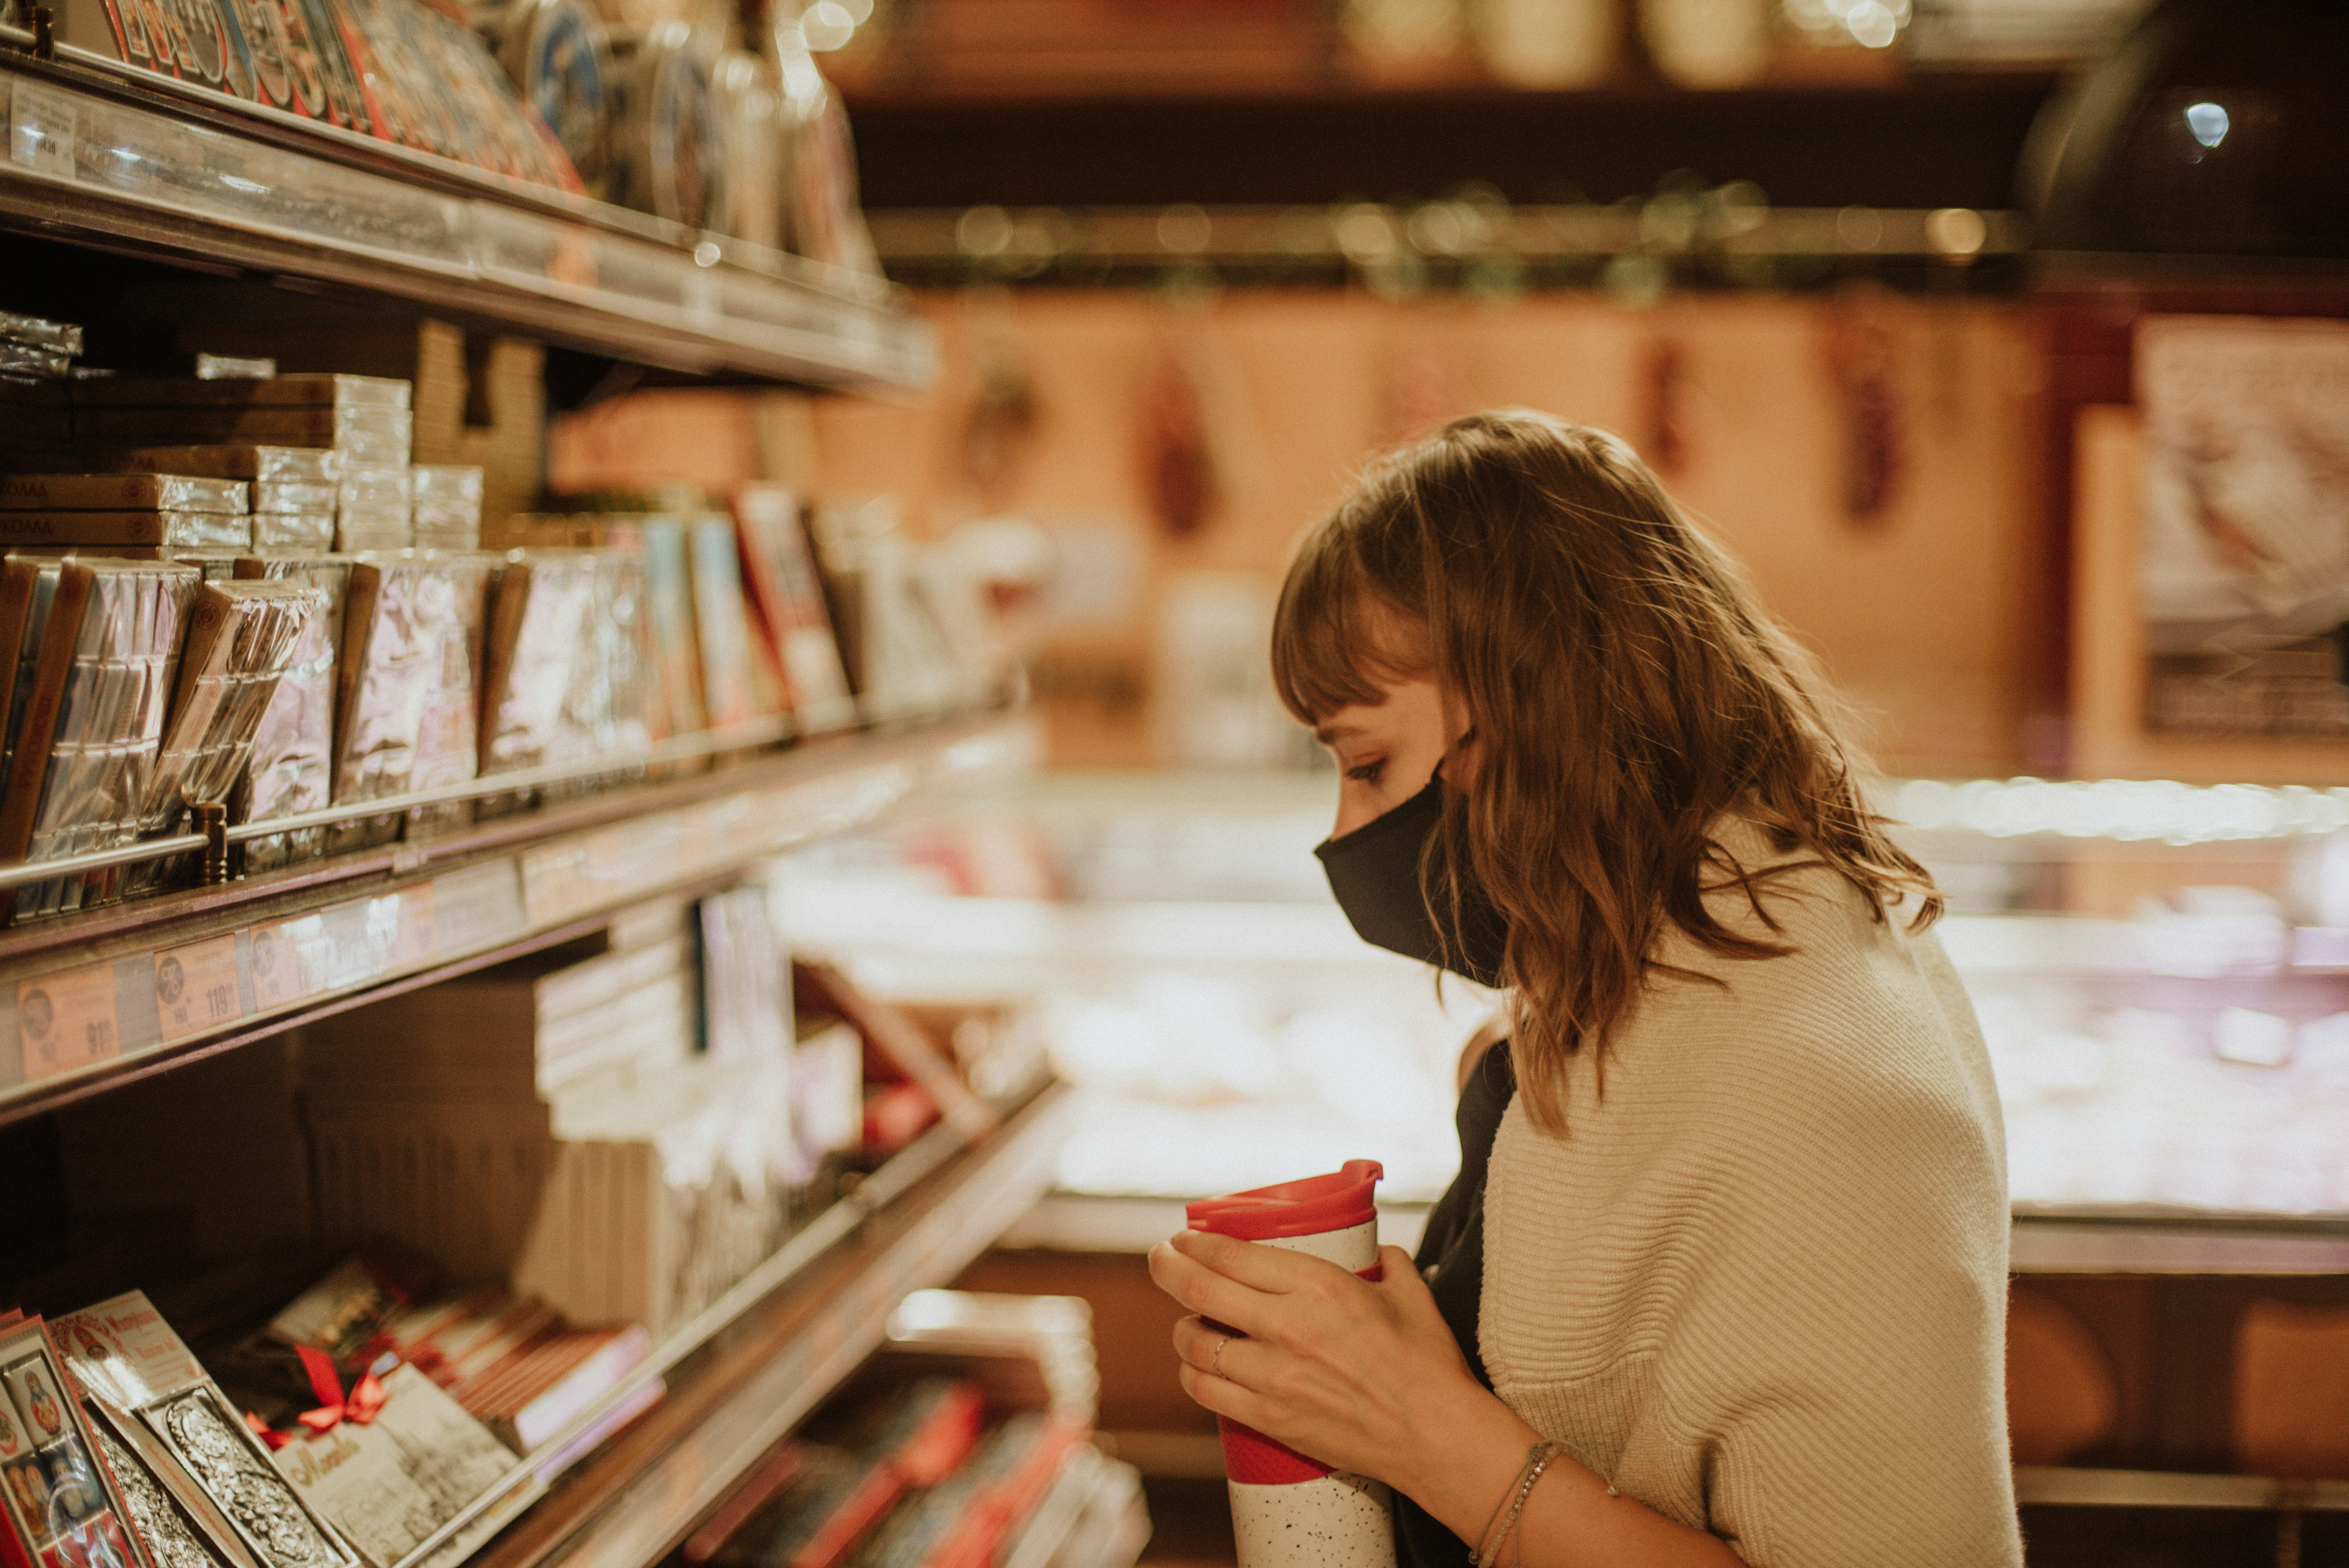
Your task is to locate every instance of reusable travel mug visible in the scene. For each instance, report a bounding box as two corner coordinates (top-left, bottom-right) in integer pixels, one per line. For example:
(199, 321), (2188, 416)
(1185, 1160), (1395, 1568)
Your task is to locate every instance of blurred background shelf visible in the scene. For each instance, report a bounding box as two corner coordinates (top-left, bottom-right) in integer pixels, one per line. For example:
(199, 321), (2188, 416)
(0, 53), (935, 390)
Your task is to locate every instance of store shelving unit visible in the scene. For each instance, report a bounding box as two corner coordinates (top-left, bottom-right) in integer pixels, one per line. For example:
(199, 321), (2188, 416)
(0, 28), (1116, 1566)
(0, 711), (1037, 1123)
(0, 44), (934, 389)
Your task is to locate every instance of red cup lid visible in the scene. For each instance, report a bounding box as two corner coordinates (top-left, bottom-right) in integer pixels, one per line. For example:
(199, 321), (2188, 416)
(1185, 1160), (1383, 1242)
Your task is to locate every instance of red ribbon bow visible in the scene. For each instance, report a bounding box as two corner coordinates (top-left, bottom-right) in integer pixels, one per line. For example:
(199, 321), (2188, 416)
(293, 1345), (387, 1435)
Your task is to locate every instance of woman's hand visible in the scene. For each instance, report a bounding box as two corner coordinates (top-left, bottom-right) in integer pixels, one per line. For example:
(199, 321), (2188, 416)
(1148, 1229), (1501, 1489)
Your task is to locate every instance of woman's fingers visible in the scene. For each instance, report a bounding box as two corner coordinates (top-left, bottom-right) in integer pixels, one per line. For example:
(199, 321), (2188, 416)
(1168, 1228), (1346, 1293)
(1173, 1313), (1269, 1388)
(1149, 1242), (1281, 1338)
(1176, 1360), (1277, 1431)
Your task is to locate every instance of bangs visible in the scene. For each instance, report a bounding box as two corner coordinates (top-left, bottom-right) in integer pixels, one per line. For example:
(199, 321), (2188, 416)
(1270, 524), (1422, 724)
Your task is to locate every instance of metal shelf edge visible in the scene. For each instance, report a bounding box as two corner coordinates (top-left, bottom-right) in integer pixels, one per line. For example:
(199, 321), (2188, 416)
(0, 59), (936, 391)
(0, 715), (1038, 1124)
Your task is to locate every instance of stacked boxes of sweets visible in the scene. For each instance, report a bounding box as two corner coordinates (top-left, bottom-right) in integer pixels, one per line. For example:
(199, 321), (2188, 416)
(294, 890), (863, 1340)
(412, 465), (485, 550)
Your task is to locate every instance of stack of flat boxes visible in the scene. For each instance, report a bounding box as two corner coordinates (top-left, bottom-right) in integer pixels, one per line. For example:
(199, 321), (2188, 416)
(178, 319), (544, 542)
(297, 896), (804, 1336)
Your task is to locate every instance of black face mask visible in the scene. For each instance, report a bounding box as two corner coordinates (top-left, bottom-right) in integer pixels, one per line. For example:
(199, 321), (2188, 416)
(1315, 773), (1511, 987)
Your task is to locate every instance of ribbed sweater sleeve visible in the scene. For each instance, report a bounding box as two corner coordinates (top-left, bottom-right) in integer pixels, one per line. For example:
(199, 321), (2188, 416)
(1479, 823), (2022, 1567)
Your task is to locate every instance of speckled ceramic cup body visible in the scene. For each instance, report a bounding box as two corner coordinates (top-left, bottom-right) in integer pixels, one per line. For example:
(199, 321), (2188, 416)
(1219, 1217), (1397, 1568)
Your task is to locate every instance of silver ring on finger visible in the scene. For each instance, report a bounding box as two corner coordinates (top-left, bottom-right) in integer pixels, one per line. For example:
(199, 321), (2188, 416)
(1212, 1334), (1227, 1379)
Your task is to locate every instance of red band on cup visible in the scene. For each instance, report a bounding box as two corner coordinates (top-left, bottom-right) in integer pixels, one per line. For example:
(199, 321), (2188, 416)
(1218, 1417), (1330, 1486)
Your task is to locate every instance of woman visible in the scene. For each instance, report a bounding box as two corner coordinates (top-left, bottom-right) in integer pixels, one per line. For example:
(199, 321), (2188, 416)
(1149, 411), (2020, 1566)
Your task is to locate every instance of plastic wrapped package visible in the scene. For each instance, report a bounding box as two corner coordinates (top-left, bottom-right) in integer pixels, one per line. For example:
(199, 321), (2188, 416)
(413, 465), (484, 551)
(686, 513), (770, 729)
(733, 485), (854, 732)
(0, 555), (68, 784)
(0, 310), (83, 357)
(90, 445), (342, 483)
(235, 556), (355, 871)
(0, 511), (255, 548)
(477, 551), (597, 816)
(0, 559), (200, 918)
(0, 473), (249, 512)
(542, 548), (656, 802)
(141, 581), (322, 833)
(258, 512), (338, 551)
(127, 581), (323, 893)
(255, 480), (339, 514)
(595, 517), (705, 745)
(330, 554), (491, 851)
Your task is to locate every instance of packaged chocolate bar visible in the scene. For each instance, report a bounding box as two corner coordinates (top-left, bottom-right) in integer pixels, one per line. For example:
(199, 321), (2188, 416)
(0, 311), (82, 358)
(478, 552), (595, 810)
(734, 485), (854, 732)
(0, 555), (66, 781)
(0, 474), (249, 514)
(686, 514), (769, 729)
(612, 518), (705, 739)
(336, 465), (412, 513)
(48, 1297), (358, 1568)
(0, 559), (200, 919)
(86, 446), (340, 483)
(80, 1396), (256, 1568)
(0, 512), (254, 549)
(70, 375), (410, 410)
(195, 356), (275, 380)
(334, 524), (412, 554)
(233, 556), (351, 870)
(0, 1318), (154, 1568)
(255, 513), (335, 551)
(139, 580), (319, 837)
(251, 481), (336, 515)
(542, 549), (654, 800)
(0, 344), (70, 380)
(330, 554), (490, 850)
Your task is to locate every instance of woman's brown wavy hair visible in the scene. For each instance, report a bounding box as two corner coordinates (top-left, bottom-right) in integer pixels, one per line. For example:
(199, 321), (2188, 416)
(1272, 410), (1940, 1132)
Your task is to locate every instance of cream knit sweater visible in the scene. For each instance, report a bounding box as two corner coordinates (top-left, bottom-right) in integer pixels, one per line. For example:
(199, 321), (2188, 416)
(1479, 820), (2022, 1566)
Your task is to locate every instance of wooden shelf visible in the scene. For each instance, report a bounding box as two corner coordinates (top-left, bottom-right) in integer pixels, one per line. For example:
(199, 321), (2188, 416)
(472, 1083), (1077, 1568)
(0, 711), (1038, 1125)
(0, 49), (935, 390)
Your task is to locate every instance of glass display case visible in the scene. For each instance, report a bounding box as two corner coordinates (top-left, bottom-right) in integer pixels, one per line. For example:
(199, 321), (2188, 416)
(776, 768), (2349, 1257)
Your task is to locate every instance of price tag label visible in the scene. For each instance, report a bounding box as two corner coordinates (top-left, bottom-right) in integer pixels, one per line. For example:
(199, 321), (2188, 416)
(390, 882), (437, 969)
(8, 78), (78, 181)
(154, 934), (242, 1042)
(248, 914), (326, 1011)
(18, 965), (121, 1082)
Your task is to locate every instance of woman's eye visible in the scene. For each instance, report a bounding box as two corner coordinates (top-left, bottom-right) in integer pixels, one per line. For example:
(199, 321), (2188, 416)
(1345, 760), (1385, 784)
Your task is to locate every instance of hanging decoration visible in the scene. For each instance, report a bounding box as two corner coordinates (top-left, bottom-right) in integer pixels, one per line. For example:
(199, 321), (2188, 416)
(1820, 290), (1908, 529)
(1639, 335), (1688, 478)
